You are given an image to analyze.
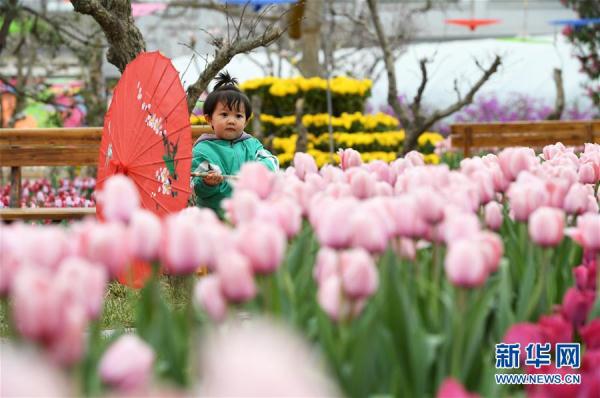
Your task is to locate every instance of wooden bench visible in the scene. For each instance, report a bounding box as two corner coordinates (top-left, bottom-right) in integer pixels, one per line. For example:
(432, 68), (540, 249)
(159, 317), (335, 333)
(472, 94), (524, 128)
(0, 126), (211, 221)
(450, 120), (600, 157)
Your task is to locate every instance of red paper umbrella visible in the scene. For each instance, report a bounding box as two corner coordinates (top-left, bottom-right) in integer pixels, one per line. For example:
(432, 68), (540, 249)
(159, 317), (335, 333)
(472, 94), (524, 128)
(97, 51), (192, 218)
(445, 19), (501, 31)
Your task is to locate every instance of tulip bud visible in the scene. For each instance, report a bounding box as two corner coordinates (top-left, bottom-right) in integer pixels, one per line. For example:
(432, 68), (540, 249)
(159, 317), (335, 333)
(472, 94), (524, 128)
(99, 335), (155, 393)
(528, 207), (565, 247)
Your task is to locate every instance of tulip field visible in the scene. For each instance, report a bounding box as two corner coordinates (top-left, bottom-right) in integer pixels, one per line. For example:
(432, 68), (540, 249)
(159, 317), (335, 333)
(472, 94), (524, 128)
(1, 143), (600, 397)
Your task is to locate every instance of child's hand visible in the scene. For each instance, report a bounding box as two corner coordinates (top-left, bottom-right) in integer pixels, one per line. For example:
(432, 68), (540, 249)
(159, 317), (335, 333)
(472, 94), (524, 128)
(202, 171), (224, 186)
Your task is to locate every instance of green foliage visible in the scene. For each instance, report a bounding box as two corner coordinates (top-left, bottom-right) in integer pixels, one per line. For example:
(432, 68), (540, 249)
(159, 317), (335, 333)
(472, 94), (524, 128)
(561, 0), (600, 108)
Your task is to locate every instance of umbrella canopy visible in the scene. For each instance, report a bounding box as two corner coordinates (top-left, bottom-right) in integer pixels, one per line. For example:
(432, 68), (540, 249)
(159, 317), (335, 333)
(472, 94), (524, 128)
(97, 51), (192, 218)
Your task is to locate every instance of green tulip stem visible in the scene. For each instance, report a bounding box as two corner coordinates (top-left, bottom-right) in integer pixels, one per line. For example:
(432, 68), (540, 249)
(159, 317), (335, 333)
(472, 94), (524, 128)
(524, 248), (548, 320)
(432, 239), (442, 329)
(451, 288), (467, 378)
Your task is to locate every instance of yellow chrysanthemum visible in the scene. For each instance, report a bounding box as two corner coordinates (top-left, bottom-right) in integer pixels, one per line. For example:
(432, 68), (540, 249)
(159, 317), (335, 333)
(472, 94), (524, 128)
(418, 132), (445, 146)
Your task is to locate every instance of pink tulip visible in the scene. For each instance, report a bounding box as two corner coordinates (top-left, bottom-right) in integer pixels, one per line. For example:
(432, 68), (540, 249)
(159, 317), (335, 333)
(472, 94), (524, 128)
(48, 304), (87, 366)
(127, 209), (162, 261)
(365, 160), (396, 185)
(339, 249), (378, 299)
(394, 238), (416, 261)
(543, 143), (568, 161)
(198, 319), (339, 397)
(437, 378), (480, 398)
(348, 169), (377, 199)
(440, 211), (480, 244)
(161, 214), (209, 275)
(24, 227), (71, 271)
(393, 195), (429, 239)
(315, 199), (357, 249)
(11, 266), (61, 341)
(320, 164), (346, 183)
(579, 162), (597, 184)
(98, 175), (140, 223)
(561, 288), (596, 328)
(317, 276), (344, 321)
(235, 162), (276, 199)
(324, 182), (353, 198)
(54, 257), (107, 319)
(404, 151), (425, 166)
(223, 190), (260, 225)
(0, 344), (71, 397)
(235, 222), (286, 274)
(564, 183), (590, 215)
(507, 180), (549, 222)
(572, 213), (600, 251)
(471, 169), (496, 205)
(313, 247), (339, 285)
(86, 222), (131, 278)
(216, 251), (256, 303)
(362, 198), (397, 236)
(0, 226), (26, 295)
(573, 265), (591, 291)
(476, 232), (504, 273)
(374, 181), (393, 196)
(194, 275), (227, 322)
(99, 335), (155, 393)
(264, 198), (302, 239)
(498, 147), (537, 181)
(338, 148), (362, 170)
(178, 206), (219, 224)
(538, 314), (572, 349)
(413, 187), (445, 224)
(580, 319), (600, 350)
(544, 177), (571, 208)
(528, 207), (565, 247)
(444, 240), (488, 288)
(349, 212), (388, 253)
(293, 152), (318, 181)
(484, 201), (503, 231)
(503, 322), (545, 361)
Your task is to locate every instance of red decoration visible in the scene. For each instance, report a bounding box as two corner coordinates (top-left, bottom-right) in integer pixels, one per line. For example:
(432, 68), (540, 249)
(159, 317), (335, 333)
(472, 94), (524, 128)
(445, 19), (501, 31)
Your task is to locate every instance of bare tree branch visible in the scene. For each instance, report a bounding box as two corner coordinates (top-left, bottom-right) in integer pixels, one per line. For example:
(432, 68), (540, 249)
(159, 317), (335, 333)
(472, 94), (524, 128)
(21, 5), (104, 48)
(546, 68), (565, 121)
(70, 0), (146, 72)
(411, 57), (430, 121)
(423, 55), (501, 130)
(367, 0), (502, 155)
(186, 25), (284, 112)
(366, 0), (410, 128)
(168, 0), (279, 22)
(407, 0), (433, 18)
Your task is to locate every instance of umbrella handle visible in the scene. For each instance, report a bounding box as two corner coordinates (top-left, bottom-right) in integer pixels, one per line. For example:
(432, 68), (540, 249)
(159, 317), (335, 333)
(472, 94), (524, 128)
(191, 171), (238, 180)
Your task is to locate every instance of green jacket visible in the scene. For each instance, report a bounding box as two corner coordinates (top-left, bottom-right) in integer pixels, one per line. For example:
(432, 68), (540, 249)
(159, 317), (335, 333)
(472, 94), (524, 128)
(191, 133), (279, 215)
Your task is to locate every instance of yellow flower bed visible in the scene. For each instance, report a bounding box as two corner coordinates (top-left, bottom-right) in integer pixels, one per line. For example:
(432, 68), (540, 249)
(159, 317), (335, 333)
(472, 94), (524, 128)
(241, 76), (372, 97)
(273, 131), (443, 168)
(190, 115), (207, 125)
(418, 132), (445, 146)
(260, 114), (296, 127)
(311, 131), (406, 150)
(260, 112), (399, 135)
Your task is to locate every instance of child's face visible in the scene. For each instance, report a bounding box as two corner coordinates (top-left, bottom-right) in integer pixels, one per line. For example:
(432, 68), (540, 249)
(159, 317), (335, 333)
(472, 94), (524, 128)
(206, 101), (248, 141)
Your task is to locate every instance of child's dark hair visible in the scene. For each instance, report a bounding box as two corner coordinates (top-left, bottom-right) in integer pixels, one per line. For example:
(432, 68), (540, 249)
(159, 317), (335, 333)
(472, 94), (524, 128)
(203, 71), (252, 119)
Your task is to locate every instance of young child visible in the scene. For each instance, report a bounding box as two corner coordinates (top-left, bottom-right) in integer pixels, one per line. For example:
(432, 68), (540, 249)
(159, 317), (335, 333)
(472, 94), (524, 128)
(191, 71), (279, 216)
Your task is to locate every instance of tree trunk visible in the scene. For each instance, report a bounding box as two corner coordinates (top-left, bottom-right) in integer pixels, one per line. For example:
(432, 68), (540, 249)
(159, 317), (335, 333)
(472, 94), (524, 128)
(297, 0), (323, 77)
(70, 0), (146, 73)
